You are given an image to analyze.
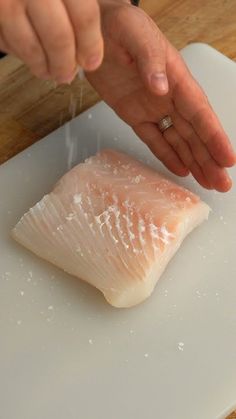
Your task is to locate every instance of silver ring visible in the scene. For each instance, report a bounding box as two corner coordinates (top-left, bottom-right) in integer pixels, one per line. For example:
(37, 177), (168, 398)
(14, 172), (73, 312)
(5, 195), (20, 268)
(158, 115), (173, 133)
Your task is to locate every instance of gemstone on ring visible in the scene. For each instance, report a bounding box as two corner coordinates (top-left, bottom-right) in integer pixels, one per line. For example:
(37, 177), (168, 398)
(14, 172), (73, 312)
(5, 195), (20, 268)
(158, 115), (173, 133)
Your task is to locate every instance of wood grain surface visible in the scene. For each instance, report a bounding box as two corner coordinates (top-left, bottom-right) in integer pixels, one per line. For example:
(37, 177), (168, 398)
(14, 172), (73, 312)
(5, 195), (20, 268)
(0, 1), (236, 417)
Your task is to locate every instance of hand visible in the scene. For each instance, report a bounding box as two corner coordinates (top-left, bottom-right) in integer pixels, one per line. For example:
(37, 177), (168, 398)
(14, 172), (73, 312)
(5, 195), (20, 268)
(0, 0), (104, 83)
(87, 0), (235, 192)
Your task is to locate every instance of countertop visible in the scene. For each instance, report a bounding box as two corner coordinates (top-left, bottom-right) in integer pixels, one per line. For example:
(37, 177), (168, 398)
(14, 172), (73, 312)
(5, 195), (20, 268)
(0, 1), (235, 417)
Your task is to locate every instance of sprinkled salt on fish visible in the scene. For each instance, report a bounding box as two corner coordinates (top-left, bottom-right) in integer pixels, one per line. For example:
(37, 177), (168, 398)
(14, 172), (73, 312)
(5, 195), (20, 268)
(12, 149), (210, 308)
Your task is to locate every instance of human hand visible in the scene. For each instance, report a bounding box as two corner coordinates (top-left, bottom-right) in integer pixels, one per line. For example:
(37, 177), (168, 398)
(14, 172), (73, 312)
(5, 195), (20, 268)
(0, 0), (104, 84)
(87, 0), (235, 192)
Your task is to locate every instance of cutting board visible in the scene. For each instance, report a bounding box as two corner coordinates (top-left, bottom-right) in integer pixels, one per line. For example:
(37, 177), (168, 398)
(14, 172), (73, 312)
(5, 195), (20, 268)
(0, 43), (236, 419)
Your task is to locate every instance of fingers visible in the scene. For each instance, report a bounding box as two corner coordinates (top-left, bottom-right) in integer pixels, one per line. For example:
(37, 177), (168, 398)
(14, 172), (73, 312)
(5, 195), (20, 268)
(64, 0), (103, 71)
(134, 122), (189, 177)
(163, 126), (213, 189)
(1, 11), (49, 79)
(0, 0), (103, 83)
(171, 51), (235, 169)
(191, 105), (236, 168)
(27, 0), (76, 84)
(171, 112), (232, 192)
(115, 7), (169, 95)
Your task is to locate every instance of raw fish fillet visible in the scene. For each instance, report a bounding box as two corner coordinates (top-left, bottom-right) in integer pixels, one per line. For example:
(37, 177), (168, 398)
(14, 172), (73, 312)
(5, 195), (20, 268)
(12, 149), (210, 308)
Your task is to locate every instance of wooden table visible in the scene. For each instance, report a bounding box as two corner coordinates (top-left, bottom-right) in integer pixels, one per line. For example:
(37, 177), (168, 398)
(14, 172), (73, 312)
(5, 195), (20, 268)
(0, 1), (235, 417)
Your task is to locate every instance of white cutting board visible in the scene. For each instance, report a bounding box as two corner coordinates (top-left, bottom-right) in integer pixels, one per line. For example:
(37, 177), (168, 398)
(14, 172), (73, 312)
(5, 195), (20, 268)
(0, 43), (236, 419)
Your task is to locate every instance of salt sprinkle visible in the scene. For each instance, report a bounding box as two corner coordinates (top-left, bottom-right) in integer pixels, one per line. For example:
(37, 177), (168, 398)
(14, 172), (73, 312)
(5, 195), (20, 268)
(17, 320), (22, 325)
(88, 113), (92, 119)
(129, 329), (134, 335)
(48, 305), (54, 310)
(88, 339), (93, 345)
(20, 291), (24, 296)
(66, 213), (75, 221)
(144, 353), (149, 358)
(73, 193), (82, 205)
(178, 342), (184, 351)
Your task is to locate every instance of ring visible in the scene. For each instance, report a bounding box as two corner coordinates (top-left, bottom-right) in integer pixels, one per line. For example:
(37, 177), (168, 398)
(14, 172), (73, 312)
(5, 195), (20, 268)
(158, 115), (173, 133)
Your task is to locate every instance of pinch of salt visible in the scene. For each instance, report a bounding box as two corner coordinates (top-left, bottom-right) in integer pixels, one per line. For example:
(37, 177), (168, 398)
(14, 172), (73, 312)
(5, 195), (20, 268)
(73, 193), (82, 204)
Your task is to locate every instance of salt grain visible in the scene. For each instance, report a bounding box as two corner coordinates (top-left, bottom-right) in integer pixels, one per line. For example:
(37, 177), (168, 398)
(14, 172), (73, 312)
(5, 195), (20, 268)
(73, 193), (82, 205)
(88, 339), (93, 345)
(178, 342), (184, 351)
(144, 353), (149, 358)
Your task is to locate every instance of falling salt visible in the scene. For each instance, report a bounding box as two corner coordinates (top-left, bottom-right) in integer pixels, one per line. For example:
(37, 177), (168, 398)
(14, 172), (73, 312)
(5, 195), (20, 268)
(164, 289), (168, 297)
(73, 193), (82, 204)
(88, 113), (92, 119)
(20, 291), (24, 296)
(131, 175), (145, 184)
(88, 339), (93, 345)
(178, 342), (184, 351)
(78, 68), (84, 80)
(66, 213), (75, 221)
(48, 305), (54, 310)
(196, 290), (201, 298)
(129, 329), (134, 335)
(17, 320), (22, 326)
(4, 272), (11, 281)
(113, 137), (118, 142)
(144, 353), (149, 358)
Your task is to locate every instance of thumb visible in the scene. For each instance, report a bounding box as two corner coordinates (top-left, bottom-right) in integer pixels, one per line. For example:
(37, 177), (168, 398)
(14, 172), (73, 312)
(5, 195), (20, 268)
(122, 10), (169, 95)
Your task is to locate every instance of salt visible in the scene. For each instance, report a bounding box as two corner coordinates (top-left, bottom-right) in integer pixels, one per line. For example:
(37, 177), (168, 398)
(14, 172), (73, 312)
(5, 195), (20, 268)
(178, 342), (184, 351)
(73, 193), (82, 204)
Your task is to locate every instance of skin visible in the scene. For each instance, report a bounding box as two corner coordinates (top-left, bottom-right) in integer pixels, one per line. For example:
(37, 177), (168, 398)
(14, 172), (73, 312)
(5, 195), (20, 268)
(0, 0), (234, 190)
(87, 0), (236, 192)
(0, 0), (104, 83)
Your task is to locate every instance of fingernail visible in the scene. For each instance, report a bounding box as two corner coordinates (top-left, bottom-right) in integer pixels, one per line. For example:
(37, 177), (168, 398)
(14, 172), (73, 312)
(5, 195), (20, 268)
(150, 72), (169, 94)
(85, 54), (102, 70)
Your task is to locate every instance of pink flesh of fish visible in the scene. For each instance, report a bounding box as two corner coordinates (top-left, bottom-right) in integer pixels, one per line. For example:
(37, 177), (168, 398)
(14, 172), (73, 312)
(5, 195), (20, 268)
(12, 149), (210, 308)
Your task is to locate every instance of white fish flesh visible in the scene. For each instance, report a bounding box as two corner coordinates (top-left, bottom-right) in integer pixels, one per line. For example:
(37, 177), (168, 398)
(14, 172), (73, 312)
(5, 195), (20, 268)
(12, 149), (210, 308)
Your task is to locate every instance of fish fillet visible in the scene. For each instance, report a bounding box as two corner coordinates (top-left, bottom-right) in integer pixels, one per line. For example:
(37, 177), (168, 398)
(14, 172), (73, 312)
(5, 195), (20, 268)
(12, 149), (210, 308)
